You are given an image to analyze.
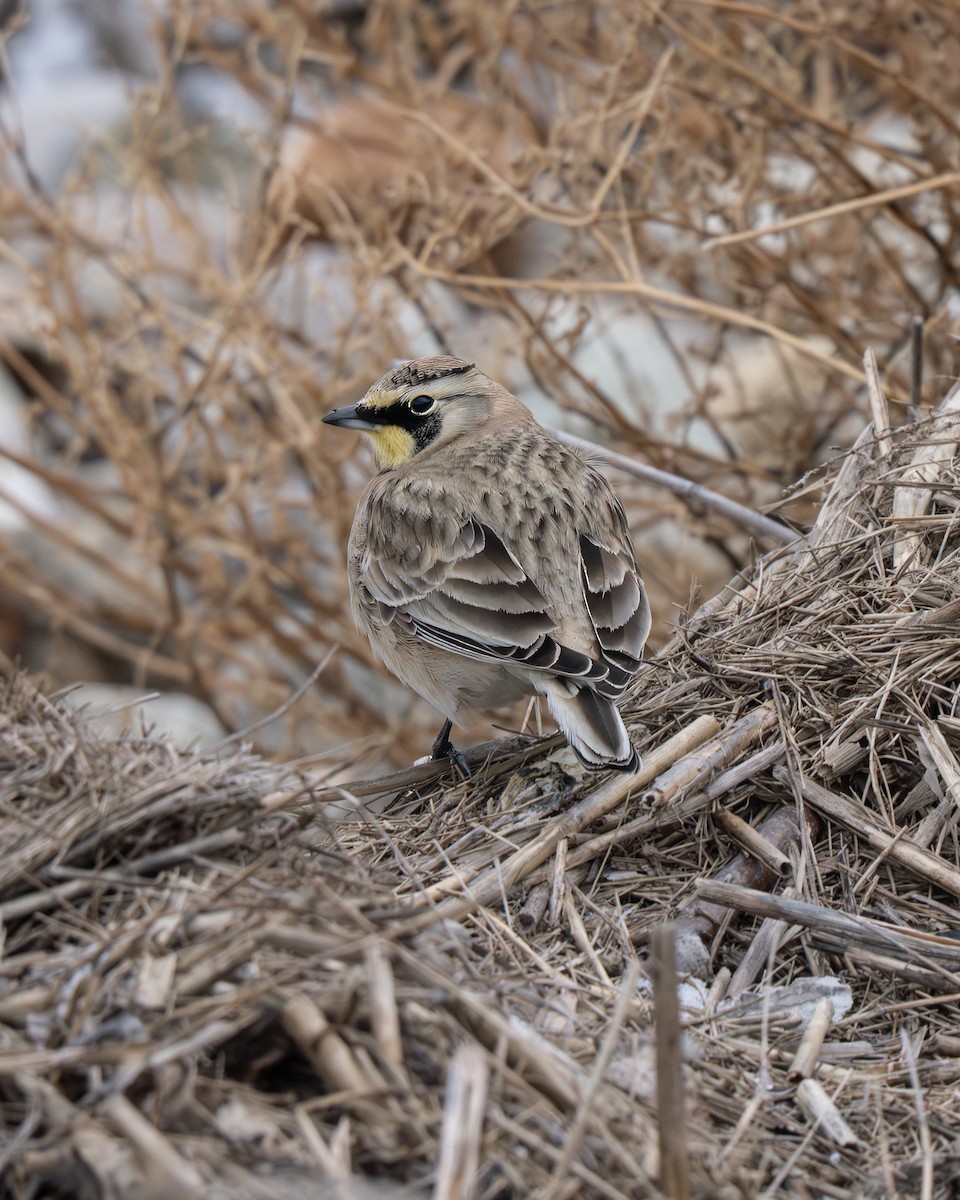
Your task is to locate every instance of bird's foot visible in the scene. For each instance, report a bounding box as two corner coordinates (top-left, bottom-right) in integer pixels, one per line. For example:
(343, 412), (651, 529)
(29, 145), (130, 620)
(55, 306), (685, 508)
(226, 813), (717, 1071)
(430, 718), (472, 779)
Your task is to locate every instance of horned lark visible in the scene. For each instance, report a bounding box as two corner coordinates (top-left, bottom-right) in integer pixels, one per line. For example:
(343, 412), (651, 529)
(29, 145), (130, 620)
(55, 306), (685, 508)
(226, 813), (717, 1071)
(322, 356), (650, 771)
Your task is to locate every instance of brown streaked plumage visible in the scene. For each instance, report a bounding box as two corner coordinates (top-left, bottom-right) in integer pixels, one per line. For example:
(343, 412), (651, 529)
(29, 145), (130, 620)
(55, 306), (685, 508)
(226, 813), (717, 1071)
(322, 356), (651, 771)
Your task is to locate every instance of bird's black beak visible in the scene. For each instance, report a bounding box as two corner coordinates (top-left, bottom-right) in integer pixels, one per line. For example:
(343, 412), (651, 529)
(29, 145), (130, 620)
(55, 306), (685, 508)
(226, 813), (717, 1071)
(321, 403), (378, 432)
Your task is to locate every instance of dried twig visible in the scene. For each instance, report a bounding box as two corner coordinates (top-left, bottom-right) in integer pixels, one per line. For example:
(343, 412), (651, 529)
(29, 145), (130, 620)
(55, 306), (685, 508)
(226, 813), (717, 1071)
(651, 925), (689, 1200)
(703, 171), (960, 250)
(552, 430), (800, 545)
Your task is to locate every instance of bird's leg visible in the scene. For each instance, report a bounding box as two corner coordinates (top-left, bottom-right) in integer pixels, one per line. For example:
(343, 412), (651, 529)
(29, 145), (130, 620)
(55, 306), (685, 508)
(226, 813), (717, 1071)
(430, 718), (471, 779)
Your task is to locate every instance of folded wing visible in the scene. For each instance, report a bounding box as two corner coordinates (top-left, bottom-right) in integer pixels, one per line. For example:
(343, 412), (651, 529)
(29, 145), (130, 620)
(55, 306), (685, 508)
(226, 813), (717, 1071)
(359, 493), (648, 699)
(579, 532), (651, 694)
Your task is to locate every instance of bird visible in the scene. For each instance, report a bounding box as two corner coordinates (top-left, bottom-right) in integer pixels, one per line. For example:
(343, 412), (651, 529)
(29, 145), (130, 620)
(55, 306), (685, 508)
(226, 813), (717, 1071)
(321, 356), (651, 773)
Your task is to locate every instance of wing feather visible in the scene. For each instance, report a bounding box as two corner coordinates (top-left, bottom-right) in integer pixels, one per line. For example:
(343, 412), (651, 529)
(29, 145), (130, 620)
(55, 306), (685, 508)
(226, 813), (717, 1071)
(361, 516), (554, 652)
(358, 484), (649, 700)
(579, 534), (651, 683)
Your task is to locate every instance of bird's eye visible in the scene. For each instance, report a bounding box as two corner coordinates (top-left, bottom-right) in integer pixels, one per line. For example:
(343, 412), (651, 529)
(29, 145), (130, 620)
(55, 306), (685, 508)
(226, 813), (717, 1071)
(408, 395), (437, 416)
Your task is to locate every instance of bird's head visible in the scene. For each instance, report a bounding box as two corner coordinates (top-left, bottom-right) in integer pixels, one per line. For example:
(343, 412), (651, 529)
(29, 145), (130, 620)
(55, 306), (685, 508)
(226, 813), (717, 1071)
(322, 356), (520, 469)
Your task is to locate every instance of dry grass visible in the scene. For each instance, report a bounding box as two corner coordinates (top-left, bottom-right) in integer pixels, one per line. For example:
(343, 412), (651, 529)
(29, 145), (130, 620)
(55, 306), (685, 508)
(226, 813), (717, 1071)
(4, 390), (960, 1197)
(1, 1), (959, 768)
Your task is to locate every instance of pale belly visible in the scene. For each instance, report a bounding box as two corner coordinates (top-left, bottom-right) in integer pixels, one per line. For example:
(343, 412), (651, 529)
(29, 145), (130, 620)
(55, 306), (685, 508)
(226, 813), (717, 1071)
(371, 619), (537, 721)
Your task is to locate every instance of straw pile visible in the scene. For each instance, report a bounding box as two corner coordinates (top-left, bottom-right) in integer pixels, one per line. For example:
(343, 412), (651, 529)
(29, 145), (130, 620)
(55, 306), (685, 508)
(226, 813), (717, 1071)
(3, 376), (960, 1199)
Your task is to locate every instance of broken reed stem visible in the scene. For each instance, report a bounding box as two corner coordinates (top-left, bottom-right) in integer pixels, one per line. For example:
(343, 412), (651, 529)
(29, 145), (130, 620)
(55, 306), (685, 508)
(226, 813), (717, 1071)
(365, 943), (403, 1070)
(715, 810), (793, 878)
(294, 1107), (352, 1183)
(789, 997), (835, 1080)
(517, 880), (550, 932)
(794, 421), (876, 570)
(651, 923), (689, 1200)
(100, 1093), (206, 1195)
(675, 807), (813, 978)
(434, 1042), (490, 1200)
(914, 724), (960, 849)
(795, 774), (960, 898)
(725, 886), (795, 998)
(900, 1029), (934, 1200)
(551, 706), (779, 883)
(394, 714), (721, 933)
(702, 741), (786, 800)
(694, 881), (960, 973)
(933, 1033), (960, 1057)
(281, 994), (386, 1125)
(889, 386), (960, 572)
(565, 890), (613, 988)
(919, 721), (960, 814)
(836, 947), (954, 992)
(643, 702), (777, 806)
(912, 792), (958, 853)
(548, 837), (568, 928)
(795, 1078), (858, 1148)
(863, 348), (892, 459)
(910, 315), (925, 416)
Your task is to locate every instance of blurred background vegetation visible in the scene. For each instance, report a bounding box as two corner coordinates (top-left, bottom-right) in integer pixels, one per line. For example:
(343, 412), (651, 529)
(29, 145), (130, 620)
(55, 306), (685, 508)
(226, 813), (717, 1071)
(1, 0), (958, 771)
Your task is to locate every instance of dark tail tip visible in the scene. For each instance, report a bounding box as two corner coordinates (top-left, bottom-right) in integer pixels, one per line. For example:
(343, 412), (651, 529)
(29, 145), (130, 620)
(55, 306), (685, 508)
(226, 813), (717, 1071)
(561, 687), (640, 772)
(574, 745), (641, 773)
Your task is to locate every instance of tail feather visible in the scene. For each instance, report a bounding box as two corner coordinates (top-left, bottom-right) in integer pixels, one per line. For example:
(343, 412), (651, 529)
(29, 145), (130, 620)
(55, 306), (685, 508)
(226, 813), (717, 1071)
(544, 683), (640, 772)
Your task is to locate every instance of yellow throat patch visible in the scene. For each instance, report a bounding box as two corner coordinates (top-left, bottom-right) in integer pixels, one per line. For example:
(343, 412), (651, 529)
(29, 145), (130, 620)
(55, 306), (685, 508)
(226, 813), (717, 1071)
(368, 424), (417, 469)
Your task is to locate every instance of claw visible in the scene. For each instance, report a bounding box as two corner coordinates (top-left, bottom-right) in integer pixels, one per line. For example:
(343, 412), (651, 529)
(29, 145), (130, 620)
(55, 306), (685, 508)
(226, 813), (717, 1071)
(430, 718), (472, 779)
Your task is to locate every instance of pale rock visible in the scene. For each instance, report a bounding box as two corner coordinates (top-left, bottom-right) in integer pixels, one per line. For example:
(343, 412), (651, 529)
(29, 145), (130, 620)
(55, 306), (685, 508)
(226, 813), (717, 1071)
(61, 684), (227, 749)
